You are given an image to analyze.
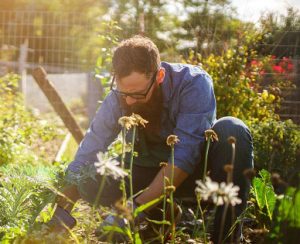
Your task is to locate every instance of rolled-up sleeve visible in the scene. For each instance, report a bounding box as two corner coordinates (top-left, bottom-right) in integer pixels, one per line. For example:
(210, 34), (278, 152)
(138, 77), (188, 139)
(171, 73), (216, 174)
(67, 92), (122, 173)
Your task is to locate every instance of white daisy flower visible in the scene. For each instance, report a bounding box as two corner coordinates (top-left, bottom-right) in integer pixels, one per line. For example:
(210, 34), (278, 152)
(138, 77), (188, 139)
(195, 177), (242, 206)
(94, 152), (128, 180)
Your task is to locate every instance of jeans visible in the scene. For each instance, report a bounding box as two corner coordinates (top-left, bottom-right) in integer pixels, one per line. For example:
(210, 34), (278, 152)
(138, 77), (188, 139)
(65, 116), (254, 241)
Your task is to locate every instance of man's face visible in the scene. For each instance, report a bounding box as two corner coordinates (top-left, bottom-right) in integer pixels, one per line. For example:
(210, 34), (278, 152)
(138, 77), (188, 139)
(116, 71), (157, 106)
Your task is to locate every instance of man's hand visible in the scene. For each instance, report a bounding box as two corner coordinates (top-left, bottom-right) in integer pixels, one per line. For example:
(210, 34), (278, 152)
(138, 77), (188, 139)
(101, 200), (147, 229)
(135, 164), (188, 206)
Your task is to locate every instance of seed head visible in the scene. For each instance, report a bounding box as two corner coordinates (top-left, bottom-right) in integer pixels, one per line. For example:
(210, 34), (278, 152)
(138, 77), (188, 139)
(243, 168), (256, 180)
(227, 136), (236, 144)
(223, 164), (234, 173)
(118, 116), (137, 130)
(165, 185), (176, 194)
(131, 113), (148, 127)
(160, 162), (168, 167)
(204, 129), (219, 142)
(166, 135), (180, 146)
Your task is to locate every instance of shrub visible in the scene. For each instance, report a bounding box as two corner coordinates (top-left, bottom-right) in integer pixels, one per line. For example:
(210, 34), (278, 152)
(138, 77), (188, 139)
(0, 74), (60, 166)
(248, 118), (300, 178)
(0, 164), (59, 241)
(184, 33), (299, 177)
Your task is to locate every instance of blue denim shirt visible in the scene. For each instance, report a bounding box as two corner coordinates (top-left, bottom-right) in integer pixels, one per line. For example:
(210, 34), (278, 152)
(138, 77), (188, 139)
(68, 62), (216, 175)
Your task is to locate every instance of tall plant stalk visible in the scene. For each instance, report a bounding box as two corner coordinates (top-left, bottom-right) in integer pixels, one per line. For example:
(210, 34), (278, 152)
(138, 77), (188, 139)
(203, 129), (218, 181)
(93, 175), (107, 210)
(129, 126), (137, 210)
(166, 135), (179, 244)
(170, 144), (175, 244)
(120, 127), (127, 205)
(160, 163), (168, 243)
(196, 194), (208, 244)
(193, 130), (218, 238)
(218, 136), (237, 244)
(203, 138), (211, 181)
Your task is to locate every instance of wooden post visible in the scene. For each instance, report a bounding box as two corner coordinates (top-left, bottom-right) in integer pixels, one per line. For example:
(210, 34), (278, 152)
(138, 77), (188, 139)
(87, 72), (103, 123)
(32, 66), (84, 144)
(18, 39), (28, 96)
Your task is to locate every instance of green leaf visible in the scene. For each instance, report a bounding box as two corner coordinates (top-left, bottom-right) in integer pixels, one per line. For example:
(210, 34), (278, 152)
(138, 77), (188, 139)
(264, 185), (276, 220)
(146, 218), (171, 226)
(252, 177), (265, 209)
(252, 169), (276, 220)
(102, 225), (127, 235)
(134, 232), (143, 244)
(133, 195), (164, 218)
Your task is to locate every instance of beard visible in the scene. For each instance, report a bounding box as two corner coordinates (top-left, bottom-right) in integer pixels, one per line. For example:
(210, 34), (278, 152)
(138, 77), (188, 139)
(120, 85), (163, 133)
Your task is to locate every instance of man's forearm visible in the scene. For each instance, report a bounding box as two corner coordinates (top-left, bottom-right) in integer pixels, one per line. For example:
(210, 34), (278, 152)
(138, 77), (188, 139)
(134, 164), (189, 205)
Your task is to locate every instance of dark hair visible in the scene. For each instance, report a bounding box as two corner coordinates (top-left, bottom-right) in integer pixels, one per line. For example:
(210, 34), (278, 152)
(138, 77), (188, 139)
(112, 35), (160, 79)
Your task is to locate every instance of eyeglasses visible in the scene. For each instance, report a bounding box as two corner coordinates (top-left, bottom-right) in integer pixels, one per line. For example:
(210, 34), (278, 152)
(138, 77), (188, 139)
(110, 71), (158, 99)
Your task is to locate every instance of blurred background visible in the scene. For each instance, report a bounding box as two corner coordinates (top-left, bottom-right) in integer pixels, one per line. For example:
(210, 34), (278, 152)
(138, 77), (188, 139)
(0, 0), (299, 124)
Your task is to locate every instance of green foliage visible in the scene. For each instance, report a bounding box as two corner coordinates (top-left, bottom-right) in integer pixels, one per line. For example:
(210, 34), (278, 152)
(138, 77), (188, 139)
(269, 178), (300, 242)
(249, 118), (300, 178)
(258, 7), (300, 57)
(251, 169), (276, 222)
(185, 32), (281, 121)
(0, 164), (58, 241)
(94, 21), (121, 97)
(277, 187), (300, 228)
(0, 74), (59, 166)
(185, 32), (299, 176)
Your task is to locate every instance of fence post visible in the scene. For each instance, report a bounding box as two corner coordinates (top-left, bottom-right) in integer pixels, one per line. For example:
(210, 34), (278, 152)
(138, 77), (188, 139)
(18, 39), (28, 97)
(87, 72), (103, 123)
(32, 66), (84, 144)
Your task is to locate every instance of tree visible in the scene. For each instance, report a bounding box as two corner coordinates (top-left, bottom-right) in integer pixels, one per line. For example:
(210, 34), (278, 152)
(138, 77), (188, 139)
(176, 0), (249, 56)
(258, 7), (300, 58)
(0, 0), (111, 72)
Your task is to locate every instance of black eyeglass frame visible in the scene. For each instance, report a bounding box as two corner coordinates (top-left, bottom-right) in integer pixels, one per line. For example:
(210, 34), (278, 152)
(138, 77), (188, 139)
(110, 71), (158, 99)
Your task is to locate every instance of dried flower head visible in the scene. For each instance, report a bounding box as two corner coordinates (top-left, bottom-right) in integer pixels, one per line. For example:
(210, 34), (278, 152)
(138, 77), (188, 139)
(94, 153), (128, 180)
(271, 172), (288, 189)
(166, 135), (180, 146)
(131, 113), (148, 127)
(118, 116), (137, 130)
(195, 177), (242, 206)
(204, 129), (219, 142)
(227, 136), (236, 144)
(160, 162), (168, 167)
(165, 185), (176, 194)
(223, 164), (234, 173)
(243, 168), (256, 180)
(114, 200), (133, 221)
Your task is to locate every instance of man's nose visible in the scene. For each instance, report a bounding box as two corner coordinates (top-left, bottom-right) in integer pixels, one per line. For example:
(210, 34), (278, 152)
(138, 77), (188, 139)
(125, 96), (137, 105)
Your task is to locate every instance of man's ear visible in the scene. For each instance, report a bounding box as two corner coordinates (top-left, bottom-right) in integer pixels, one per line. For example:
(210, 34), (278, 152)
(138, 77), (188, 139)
(157, 67), (165, 85)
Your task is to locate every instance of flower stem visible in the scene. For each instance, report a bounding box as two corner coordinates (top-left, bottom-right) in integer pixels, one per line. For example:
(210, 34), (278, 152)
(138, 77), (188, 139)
(203, 137), (211, 181)
(161, 173), (167, 243)
(196, 194), (207, 244)
(120, 128), (127, 205)
(93, 175), (106, 210)
(170, 145), (175, 243)
(218, 202), (229, 244)
(129, 125), (137, 211)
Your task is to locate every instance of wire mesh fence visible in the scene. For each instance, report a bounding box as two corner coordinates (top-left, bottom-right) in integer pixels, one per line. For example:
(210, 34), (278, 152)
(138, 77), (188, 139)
(0, 10), (103, 133)
(0, 10), (94, 74)
(0, 10), (299, 124)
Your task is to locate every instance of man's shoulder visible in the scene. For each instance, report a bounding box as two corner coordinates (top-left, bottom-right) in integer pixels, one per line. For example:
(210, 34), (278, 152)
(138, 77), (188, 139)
(162, 62), (209, 79)
(161, 61), (212, 88)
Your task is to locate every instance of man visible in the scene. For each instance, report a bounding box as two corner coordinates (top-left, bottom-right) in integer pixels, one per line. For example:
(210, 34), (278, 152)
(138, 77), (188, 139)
(48, 35), (253, 242)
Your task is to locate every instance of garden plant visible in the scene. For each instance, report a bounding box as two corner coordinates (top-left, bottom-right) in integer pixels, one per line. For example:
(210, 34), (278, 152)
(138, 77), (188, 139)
(0, 22), (299, 244)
